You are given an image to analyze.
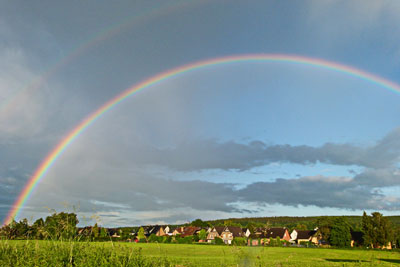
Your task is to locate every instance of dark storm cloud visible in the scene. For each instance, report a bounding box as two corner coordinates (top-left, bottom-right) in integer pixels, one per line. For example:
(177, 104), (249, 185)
(353, 168), (400, 187)
(137, 128), (400, 171)
(237, 175), (400, 211)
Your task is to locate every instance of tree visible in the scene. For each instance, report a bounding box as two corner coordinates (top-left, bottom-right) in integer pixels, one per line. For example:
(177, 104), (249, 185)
(393, 226), (400, 249)
(232, 237), (246, 246)
(0, 220), (17, 240)
(137, 227), (146, 241)
(329, 217), (351, 247)
(223, 220), (241, 227)
(148, 233), (158, 242)
(295, 223), (307, 230)
(92, 223), (99, 239)
(362, 211), (393, 248)
(32, 218), (47, 239)
(190, 219), (209, 227)
(316, 216), (333, 243)
(214, 237), (224, 245)
(14, 218), (30, 239)
(198, 229), (208, 241)
(44, 212), (79, 240)
(246, 222), (257, 234)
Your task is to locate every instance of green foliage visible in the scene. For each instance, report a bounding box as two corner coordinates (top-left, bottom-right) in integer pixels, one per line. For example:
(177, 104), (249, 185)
(362, 211), (393, 248)
(0, 241), (172, 266)
(393, 226), (400, 248)
(185, 236), (195, 243)
(223, 220), (241, 227)
(207, 214), (400, 230)
(43, 212), (79, 240)
(214, 237), (224, 245)
(329, 218), (351, 247)
(175, 235), (193, 244)
(269, 238), (277, 247)
(316, 216), (333, 243)
(0, 212), (78, 241)
(299, 241), (309, 247)
(198, 229), (208, 241)
(295, 223), (308, 230)
(232, 237), (246, 246)
(190, 219), (209, 227)
(193, 234), (200, 242)
(148, 234), (158, 243)
(3, 241), (400, 266)
(99, 227), (108, 238)
(137, 227), (146, 240)
(162, 236), (172, 243)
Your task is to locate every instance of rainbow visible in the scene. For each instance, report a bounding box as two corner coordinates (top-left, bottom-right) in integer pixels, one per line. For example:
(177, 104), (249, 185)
(4, 54), (400, 225)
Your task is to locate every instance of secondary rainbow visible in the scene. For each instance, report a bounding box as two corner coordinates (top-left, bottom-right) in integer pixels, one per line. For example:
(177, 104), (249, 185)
(4, 54), (400, 225)
(0, 0), (201, 114)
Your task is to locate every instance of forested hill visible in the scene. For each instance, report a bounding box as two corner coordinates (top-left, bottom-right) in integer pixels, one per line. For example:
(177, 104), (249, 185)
(205, 215), (400, 230)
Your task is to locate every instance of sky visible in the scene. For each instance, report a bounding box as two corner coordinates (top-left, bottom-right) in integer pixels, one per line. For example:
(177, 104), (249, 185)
(1, 0), (400, 227)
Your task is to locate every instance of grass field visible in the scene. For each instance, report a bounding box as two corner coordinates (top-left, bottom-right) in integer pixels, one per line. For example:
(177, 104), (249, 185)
(1, 240), (399, 266)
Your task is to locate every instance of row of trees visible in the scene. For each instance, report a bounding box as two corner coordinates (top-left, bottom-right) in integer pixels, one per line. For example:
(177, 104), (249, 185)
(2, 211), (399, 248)
(0, 212), (78, 240)
(316, 212), (397, 248)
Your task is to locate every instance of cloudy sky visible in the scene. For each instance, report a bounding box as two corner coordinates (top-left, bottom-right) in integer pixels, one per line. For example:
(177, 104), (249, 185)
(1, 0), (400, 226)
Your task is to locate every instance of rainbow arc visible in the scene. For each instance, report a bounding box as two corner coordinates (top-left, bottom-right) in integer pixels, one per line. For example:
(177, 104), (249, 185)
(4, 54), (400, 225)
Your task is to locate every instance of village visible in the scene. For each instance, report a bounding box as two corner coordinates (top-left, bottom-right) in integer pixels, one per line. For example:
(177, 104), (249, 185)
(93, 224), (365, 248)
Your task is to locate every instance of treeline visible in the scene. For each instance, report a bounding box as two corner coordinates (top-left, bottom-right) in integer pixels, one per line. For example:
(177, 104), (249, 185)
(316, 212), (396, 248)
(2, 211), (400, 248)
(206, 215), (400, 231)
(0, 212), (79, 240)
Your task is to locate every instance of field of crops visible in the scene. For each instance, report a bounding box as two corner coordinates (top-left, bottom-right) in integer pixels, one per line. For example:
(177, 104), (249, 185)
(0, 240), (399, 266)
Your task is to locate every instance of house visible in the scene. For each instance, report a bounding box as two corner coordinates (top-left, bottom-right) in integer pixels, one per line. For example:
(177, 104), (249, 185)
(220, 226), (245, 244)
(172, 227), (184, 236)
(145, 225), (167, 237)
(107, 228), (121, 238)
(207, 226), (225, 243)
(253, 227), (266, 235)
(247, 232), (267, 246)
(180, 226), (201, 237)
(164, 226), (170, 235)
(290, 229), (318, 245)
(242, 228), (251, 238)
(77, 226), (93, 236)
(264, 228), (291, 242)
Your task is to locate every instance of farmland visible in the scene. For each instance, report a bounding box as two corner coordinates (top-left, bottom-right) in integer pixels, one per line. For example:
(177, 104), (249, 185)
(1, 240), (399, 266)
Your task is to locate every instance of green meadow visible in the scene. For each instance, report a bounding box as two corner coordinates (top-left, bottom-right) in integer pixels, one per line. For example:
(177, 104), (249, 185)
(1, 241), (399, 266)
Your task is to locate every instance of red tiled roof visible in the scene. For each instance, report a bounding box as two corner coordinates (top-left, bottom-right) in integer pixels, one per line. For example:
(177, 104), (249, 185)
(181, 226), (201, 237)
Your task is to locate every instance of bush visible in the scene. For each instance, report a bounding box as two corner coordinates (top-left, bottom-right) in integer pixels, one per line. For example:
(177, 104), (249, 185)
(162, 236), (172, 243)
(299, 241), (308, 247)
(214, 237), (224, 245)
(138, 238), (147, 243)
(232, 237), (246, 246)
(183, 236), (194, 244)
(148, 234), (158, 243)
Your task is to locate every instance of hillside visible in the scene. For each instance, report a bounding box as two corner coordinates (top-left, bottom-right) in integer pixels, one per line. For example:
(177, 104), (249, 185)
(205, 215), (400, 230)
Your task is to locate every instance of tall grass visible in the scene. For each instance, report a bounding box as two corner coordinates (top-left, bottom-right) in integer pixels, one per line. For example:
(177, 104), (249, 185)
(0, 240), (173, 267)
